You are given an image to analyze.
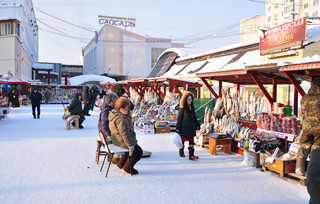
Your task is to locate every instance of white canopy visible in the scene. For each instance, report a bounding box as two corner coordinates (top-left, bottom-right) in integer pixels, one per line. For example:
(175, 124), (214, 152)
(69, 74), (116, 85)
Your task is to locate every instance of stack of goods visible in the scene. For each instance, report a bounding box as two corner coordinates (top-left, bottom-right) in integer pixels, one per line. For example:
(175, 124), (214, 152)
(198, 87), (269, 137)
(134, 120), (155, 134)
(0, 97), (9, 119)
(155, 120), (171, 133)
(256, 102), (301, 136)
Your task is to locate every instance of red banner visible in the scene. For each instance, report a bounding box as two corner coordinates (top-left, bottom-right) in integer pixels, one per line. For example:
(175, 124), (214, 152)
(260, 18), (306, 51)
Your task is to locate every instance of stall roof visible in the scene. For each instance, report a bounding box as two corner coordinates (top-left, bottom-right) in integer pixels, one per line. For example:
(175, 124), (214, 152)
(32, 63), (54, 70)
(70, 74), (116, 85)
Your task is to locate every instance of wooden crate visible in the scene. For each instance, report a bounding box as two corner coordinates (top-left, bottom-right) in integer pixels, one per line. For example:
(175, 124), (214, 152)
(260, 153), (296, 177)
(155, 127), (171, 134)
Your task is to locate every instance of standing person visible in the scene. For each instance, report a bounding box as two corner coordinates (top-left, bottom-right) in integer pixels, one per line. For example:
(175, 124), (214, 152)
(98, 92), (118, 163)
(68, 93), (85, 129)
(112, 84), (134, 111)
(296, 78), (320, 176)
(83, 86), (90, 116)
(176, 91), (200, 160)
(109, 96), (143, 175)
(9, 86), (20, 108)
(307, 148), (320, 204)
(44, 88), (50, 104)
(29, 87), (42, 119)
(0, 88), (7, 100)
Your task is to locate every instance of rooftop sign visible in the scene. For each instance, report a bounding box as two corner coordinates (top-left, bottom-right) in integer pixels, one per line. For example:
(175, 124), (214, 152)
(260, 18), (306, 54)
(98, 15), (136, 28)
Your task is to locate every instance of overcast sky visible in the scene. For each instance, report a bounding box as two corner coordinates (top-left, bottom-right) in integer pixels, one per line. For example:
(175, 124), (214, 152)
(32, 0), (265, 65)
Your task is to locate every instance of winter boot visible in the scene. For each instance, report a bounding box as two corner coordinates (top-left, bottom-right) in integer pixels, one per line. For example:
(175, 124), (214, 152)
(295, 157), (306, 176)
(188, 147), (199, 160)
(111, 157), (120, 164)
(179, 145), (185, 157)
(123, 157), (139, 175)
(117, 154), (128, 169)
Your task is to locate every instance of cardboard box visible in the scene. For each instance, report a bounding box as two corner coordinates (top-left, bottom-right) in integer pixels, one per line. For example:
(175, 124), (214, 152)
(194, 136), (209, 146)
(144, 129), (155, 134)
(156, 127), (171, 134)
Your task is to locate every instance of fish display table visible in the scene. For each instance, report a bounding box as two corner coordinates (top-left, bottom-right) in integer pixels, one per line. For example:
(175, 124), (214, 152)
(209, 138), (232, 155)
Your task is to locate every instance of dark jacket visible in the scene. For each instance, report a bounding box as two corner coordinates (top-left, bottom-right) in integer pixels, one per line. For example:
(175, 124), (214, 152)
(83, 86), (89, 104)
(29, 88), (42, 105)
(176, 91), (200, 138)
(98, 103), (113, 139)
(67, 94), (85, 121)
(307, 148), (320, 204)
(301, 84), (320, 133)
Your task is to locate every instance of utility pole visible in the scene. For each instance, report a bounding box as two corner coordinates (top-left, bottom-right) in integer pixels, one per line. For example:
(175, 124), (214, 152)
(290, 0), (295, 20)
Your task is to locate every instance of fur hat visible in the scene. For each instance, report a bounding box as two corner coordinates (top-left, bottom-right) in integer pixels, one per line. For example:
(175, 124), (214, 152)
(103, 92), (118, 107)
(114, 96), (130, 111)
(180, 91), (194, 108)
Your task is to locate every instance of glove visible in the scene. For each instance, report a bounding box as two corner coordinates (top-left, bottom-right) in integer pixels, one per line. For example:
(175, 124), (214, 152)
(129, 146), (135, 157)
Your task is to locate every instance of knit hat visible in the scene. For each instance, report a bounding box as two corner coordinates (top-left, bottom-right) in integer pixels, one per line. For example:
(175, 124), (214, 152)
(103, 92), (118, 107)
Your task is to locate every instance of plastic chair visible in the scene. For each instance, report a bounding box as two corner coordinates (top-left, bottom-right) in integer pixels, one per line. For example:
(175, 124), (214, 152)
(99, 132), (131, 177)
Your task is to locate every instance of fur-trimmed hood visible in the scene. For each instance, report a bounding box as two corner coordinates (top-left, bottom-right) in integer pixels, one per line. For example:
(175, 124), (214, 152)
(180, 91), (194, 108)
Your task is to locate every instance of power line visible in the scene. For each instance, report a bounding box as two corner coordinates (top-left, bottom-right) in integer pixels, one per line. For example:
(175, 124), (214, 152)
(35, 8), (95, 33)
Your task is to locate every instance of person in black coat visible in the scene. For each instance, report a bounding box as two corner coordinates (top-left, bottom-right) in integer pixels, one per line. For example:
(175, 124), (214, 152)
(176, 91), (200, 160)
(307, 148), (320, 204)
(68, 93), (85, 128)
(83, 86), (90, 116)
(29, 87), (42, 118)
(8, 86), (20, 108)
(112, 84), (134, 111)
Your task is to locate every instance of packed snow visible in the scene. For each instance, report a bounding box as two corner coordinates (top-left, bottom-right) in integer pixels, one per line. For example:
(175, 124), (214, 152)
(0, 105), (309, 204)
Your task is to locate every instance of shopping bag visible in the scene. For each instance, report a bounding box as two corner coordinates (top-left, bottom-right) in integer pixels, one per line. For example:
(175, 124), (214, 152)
(173, 133), (183, 149)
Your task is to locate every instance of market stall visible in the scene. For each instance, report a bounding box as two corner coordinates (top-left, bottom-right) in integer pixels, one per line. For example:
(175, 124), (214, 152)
(194, 67), (307, 184)
(101, 77), (202, 134)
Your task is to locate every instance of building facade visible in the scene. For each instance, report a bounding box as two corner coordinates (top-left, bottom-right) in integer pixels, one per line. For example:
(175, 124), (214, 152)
(83, 23), (184, 79)
(240, 15), (265, 43)
(0, 0), (38, 80)
(265, 0), (320, 28)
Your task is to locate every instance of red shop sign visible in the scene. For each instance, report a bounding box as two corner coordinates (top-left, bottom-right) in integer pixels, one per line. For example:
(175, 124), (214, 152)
(260, 18), (306, 50)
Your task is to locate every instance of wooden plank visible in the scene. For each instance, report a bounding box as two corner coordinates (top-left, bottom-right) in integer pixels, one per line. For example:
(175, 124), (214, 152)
(200, 77), (219, 99)
(284, 71), (306, 97)
(250, 71), (274, 104)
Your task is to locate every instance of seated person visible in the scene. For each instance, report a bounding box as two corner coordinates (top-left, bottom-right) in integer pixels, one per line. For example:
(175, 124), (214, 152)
(67, 93), (85, 129)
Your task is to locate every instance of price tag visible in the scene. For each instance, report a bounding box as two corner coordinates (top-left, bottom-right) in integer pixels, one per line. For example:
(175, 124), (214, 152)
(287, 134), (295, 142)
(266, 156), (275, 163)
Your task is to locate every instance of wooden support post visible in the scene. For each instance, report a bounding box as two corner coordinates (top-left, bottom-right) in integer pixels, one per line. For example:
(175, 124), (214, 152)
(294, 88), (298, 116)
(200, 77), (219, 99)
(171, 83), (182, 96)
(236, 84), (240, 97)
(164, 84), (166, 96)
(284, 71), (306, 97)
(48, 70), (51, 84)
(219, 80), (222, 97)
(250, 71), (274, 105)
(130, 83), (143, 98)
(273, 79), (277, 102)
(197, 86), (201, 98)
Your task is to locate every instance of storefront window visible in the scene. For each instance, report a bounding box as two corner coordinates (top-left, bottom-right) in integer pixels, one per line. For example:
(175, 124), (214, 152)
(1, 23), (11, 35)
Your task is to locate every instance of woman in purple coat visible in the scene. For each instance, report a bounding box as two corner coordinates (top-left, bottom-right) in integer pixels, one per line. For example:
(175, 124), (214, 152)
(98, 92), (118, 162)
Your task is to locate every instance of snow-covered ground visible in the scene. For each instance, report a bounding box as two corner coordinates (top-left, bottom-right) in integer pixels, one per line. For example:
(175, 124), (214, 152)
(0, 105), (309, 204)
